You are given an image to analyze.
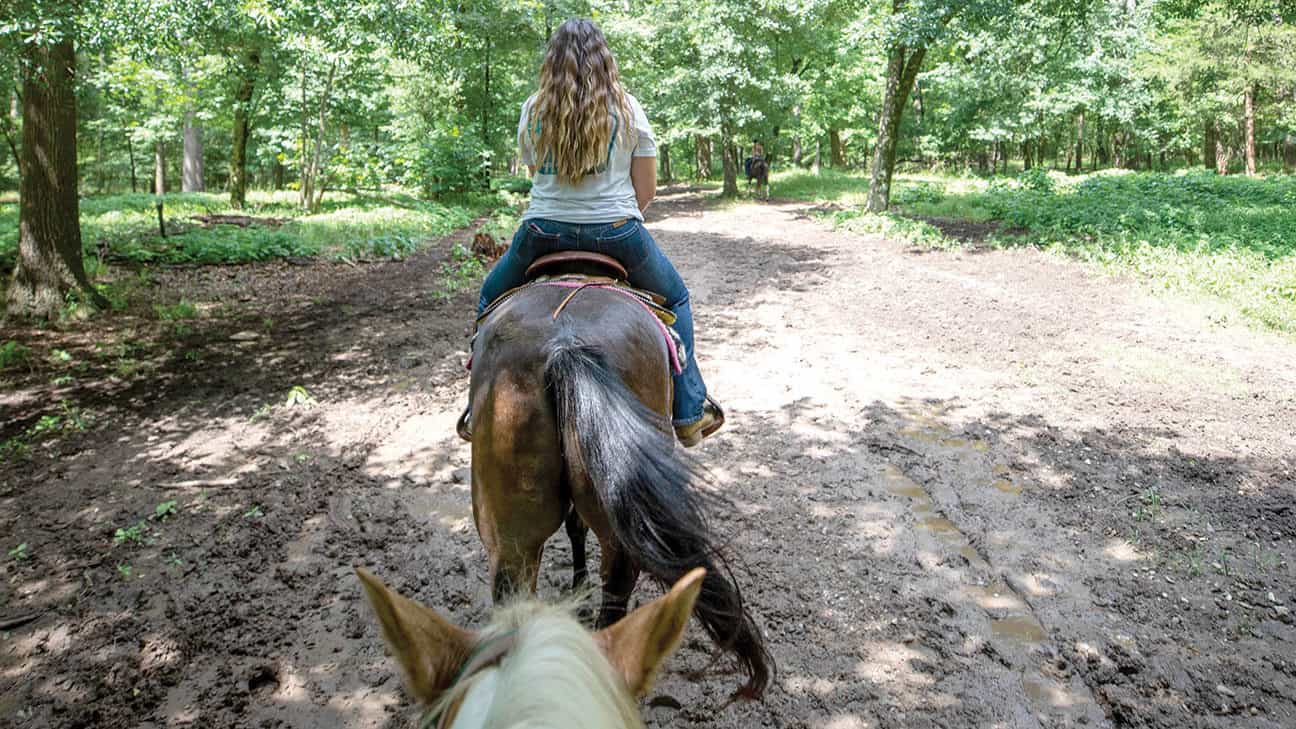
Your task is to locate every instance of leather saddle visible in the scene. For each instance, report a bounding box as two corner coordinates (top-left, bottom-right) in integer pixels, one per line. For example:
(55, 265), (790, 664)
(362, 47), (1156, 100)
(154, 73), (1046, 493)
(525, 251), (629, 281)
(470, 252), (685, 375)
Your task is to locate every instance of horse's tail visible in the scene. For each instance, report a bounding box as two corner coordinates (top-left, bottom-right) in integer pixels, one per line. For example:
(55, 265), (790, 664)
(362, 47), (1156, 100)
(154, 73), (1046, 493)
(543, 338), (772, 699)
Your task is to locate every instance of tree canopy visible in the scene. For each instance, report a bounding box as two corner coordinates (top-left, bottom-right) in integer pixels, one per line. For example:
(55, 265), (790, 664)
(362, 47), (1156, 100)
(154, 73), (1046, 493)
(2, 0), (1295, 316)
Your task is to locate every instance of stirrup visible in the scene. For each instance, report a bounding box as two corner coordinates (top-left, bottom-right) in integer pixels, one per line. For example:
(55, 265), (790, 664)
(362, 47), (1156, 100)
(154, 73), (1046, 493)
(675, 397), (725, 448)
(457, 406), (472, 442)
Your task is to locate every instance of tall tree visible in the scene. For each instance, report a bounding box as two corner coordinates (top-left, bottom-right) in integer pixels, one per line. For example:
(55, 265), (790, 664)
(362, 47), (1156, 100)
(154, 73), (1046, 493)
(865, 1), (960, 212)
(5, 9), (108, 318)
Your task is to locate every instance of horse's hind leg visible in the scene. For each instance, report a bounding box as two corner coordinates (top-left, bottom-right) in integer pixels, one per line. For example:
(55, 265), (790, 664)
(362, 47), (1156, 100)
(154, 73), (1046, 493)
(471, 378), (566, 603)
(564, 507), (588, 591)
(595, 541), (641, 628)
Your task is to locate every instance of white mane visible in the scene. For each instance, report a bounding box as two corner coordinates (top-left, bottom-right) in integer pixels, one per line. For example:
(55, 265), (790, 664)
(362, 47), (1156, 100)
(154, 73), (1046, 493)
(436, 602), (642, 729)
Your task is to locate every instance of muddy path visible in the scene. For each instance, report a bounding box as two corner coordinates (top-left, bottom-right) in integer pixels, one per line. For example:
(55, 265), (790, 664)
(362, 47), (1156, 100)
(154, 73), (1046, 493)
(2, 190), (1294, 728)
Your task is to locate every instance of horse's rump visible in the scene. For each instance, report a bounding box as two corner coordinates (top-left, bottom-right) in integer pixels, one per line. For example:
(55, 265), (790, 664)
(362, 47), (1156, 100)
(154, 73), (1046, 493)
(471, 283), (773, 698)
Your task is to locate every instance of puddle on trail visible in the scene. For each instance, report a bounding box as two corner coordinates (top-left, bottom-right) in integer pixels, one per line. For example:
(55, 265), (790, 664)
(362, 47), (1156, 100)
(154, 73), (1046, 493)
(404, 486), (473, 525)
(990, 478), (1023, 494)
(897, 427), (990, 452)
(959, 545), (990, 570)
(991, 615), (1048, 644)
(878, 461), (1096, 721)
(883, 465), (983, 549)
(918, 515), (961, 536)
(965, 582), (1028, 612)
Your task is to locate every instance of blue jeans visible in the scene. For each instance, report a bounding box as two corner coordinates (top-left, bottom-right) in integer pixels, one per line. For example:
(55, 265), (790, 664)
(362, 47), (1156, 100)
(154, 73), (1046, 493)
(477, 218), (709, 425)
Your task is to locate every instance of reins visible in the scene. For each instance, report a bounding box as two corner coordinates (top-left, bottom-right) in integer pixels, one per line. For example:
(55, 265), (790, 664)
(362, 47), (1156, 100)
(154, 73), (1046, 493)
(424, 630), (519, 729)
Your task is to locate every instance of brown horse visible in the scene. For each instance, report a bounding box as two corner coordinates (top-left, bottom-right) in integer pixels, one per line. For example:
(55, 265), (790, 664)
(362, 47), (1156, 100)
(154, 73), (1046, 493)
(466, 269), (772, 698)
(746, 158), (769, 200)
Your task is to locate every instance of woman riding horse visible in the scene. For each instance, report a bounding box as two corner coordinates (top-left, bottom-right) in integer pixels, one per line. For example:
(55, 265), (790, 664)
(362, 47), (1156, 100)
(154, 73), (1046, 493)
(453, 19), (772, 698)
(458, 18), (722, 448)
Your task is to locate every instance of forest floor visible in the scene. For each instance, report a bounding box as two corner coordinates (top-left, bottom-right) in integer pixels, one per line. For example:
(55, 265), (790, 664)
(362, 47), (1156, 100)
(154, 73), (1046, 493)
(2, 188), (1294, 729)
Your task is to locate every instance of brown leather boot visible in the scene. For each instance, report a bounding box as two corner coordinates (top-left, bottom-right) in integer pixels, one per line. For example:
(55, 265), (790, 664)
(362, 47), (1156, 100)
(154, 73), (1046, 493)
(675, 397), (725, 448)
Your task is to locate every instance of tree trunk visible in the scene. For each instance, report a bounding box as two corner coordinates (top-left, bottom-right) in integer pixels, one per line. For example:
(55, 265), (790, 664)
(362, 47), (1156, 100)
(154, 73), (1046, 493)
(660, 143), (672, 184)
(1203, 120), (1215, 170)
(183, 111), (204, 192)
(154, 141), (166, 194)
(299, 64), (310, 207)
(829, 128), (844, 168)
(6, 38), (107, 319)
(312, 62), (338, 211)
(1243, 84), (1257, 176)
(812, 137), (821, 175)
(1284, 134), (1296, 172)
(720, 127), (738, 197)
(95, 125), (106, 193)
(1, 92), (21, 175)
(866, 43), (926, 212)
(694, 134), (711, 179)
(229, 49), (261, 209)
(1074, 112), (1085, 173)
(127, 133), (138, 192)
(791, 137), (802, 166)
(1214, 121), (1230, 174)
(481, 39), (491, 149)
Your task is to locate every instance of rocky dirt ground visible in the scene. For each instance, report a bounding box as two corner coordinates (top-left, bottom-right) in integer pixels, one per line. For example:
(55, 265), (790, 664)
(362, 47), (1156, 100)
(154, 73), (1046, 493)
(1, 189), (1293, 728)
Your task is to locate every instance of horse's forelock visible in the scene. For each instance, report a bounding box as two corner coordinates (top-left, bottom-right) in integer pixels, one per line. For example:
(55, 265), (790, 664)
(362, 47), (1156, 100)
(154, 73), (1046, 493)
(443, 605), (642, 729)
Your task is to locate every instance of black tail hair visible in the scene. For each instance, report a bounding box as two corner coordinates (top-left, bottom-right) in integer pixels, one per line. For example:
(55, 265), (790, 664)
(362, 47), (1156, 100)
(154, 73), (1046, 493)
(544, 339), (773, 698)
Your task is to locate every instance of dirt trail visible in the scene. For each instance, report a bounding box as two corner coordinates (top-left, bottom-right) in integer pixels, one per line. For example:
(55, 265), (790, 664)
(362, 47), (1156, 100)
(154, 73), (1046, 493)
(2, 190), (1294, 728)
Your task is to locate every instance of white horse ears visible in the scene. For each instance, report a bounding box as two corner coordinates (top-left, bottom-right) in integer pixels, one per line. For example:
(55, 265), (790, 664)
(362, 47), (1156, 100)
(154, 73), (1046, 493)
(596, 567), (706, 697)
(357, 566), (705, 704)
(356, 567), (477, 705)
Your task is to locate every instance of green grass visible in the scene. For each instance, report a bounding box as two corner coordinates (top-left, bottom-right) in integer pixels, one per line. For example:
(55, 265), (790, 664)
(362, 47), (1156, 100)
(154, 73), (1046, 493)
(0, 187), (512, 269)
(1, 340), (31, 370)
(772, 167), (1296, 334)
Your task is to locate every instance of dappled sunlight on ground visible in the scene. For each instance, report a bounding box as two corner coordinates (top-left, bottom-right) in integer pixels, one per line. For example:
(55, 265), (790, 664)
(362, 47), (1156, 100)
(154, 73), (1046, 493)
(2, 191), (1295, 727)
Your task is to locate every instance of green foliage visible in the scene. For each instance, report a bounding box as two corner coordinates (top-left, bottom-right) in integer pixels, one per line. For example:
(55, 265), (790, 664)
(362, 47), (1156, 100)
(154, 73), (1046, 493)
(830, 207), (957, 250)
(154, 500), (178, 521)
(0, 341), (31, 371)
(967, 171), (1296, 332)
(8, 543), (29, 561)
(284, 385), (315, 407)
(22, 401), (94, 441)
(983, 172), (1296, 258)
(154, 300), (198, 320)
(434, 243), (486, 301)
(0, 190), (501, 269)
(0, 401), (94, 461)
(477, 205), (522, 246)
(342, 232), (419, 260)
(1, 438), (32, 463)
(1015, 167), (1055, 193)
(777, 167), (1296, 333)
(113, 521), (149, 546)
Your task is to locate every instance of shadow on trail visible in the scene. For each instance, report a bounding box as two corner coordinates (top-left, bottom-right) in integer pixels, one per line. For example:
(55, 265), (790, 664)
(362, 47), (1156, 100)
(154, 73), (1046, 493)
(665, 389), (1294, 728)
(0, 208), (845, 727)
(3, 192), (1292, 728)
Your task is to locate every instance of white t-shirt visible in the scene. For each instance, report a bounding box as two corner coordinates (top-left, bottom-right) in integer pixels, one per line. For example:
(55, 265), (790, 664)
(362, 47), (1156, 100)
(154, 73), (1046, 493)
(517, 92), (656, 223)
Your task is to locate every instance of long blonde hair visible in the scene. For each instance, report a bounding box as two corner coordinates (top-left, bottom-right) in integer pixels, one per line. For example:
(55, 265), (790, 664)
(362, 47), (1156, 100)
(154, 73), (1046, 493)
(524, 19), (635, 185)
